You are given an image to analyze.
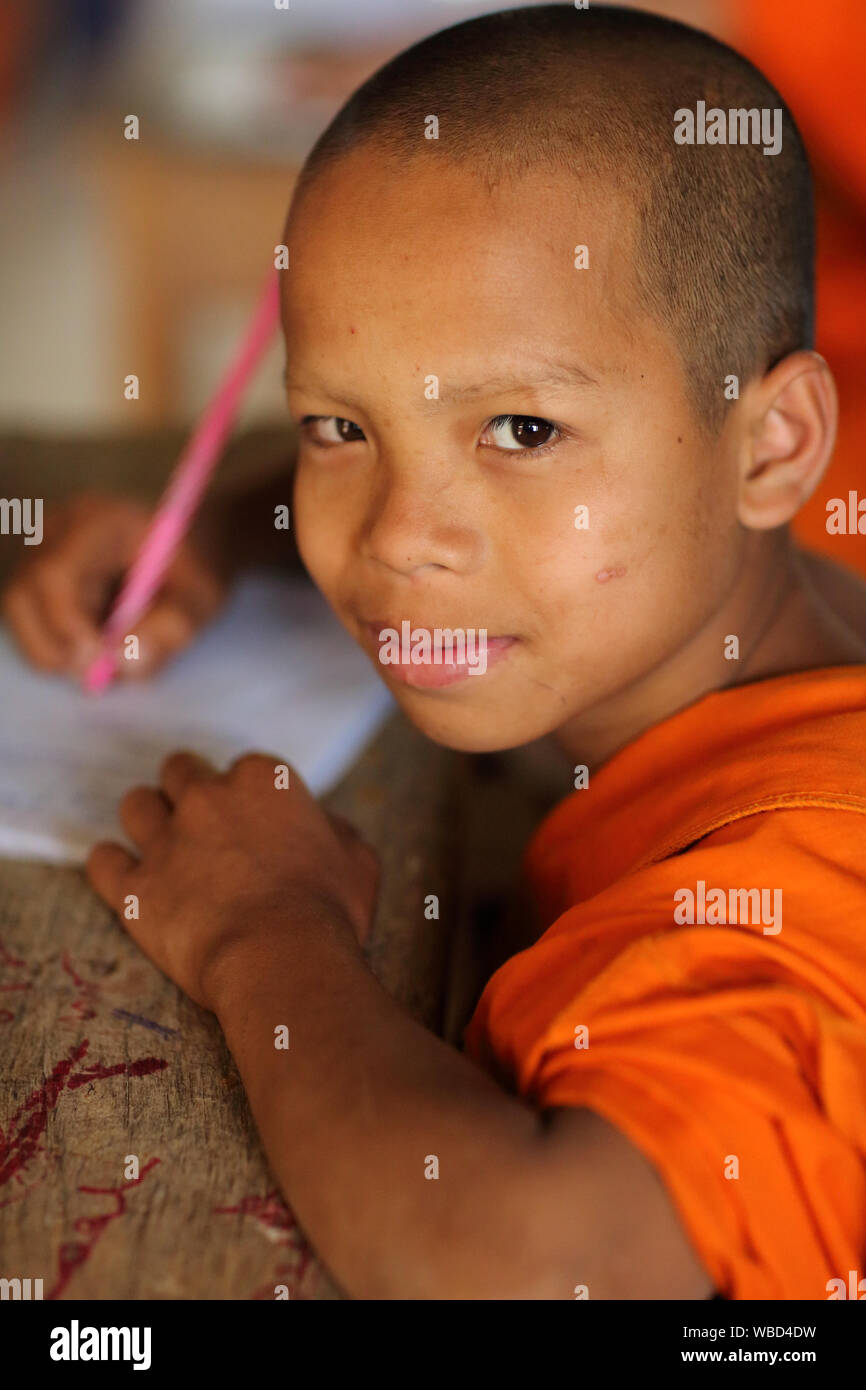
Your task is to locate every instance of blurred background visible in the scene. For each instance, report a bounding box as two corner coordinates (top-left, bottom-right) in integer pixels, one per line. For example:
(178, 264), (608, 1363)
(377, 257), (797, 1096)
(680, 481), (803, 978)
(0, 0), (863, 565)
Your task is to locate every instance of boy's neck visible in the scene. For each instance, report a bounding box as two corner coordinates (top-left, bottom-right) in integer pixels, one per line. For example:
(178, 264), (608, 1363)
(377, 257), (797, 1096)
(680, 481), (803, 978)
(555, 533), (866, 772)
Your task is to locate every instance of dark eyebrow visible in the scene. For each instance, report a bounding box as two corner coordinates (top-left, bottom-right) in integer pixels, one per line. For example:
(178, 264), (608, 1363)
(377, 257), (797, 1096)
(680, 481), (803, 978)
(438, 361), (599, 403)
(283, 356), (600, 410)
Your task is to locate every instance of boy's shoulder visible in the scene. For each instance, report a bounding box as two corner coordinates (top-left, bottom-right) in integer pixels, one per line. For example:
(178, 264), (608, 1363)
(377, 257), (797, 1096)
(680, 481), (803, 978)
(528, 664), (866, 916)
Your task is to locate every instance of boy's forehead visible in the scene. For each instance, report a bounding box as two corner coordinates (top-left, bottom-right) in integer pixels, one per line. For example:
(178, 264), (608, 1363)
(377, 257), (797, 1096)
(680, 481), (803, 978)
(283, 145), (646, 386)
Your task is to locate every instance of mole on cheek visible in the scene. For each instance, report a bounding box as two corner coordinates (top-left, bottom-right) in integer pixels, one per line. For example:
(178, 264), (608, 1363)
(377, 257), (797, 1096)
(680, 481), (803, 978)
(595, 565), (627, 583)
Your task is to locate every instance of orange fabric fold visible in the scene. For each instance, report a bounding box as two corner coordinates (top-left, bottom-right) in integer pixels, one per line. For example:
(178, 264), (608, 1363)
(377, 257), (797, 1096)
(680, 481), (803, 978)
(463, 667), (866, 1299)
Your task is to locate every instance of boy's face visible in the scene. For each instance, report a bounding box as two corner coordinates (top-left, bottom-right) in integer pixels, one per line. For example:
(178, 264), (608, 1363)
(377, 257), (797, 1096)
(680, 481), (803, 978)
(283, 146), (744, 753)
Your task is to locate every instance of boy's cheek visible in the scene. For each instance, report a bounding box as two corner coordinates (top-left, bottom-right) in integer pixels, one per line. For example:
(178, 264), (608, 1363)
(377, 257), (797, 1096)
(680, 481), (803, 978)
(536, 531), (702, 671)
(291, 501), (348, 596)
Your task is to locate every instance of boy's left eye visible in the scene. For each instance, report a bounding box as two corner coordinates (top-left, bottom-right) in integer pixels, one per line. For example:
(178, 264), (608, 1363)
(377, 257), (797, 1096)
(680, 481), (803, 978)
(481, 414), (560, 453)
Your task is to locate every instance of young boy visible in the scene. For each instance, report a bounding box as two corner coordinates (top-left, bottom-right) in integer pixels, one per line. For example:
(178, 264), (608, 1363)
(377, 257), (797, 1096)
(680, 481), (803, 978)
(5, 5), (866, 1300)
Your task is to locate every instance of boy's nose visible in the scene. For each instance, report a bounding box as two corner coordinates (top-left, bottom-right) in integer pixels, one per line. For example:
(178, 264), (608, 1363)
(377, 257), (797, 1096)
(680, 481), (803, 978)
(358, 474), (484, 578)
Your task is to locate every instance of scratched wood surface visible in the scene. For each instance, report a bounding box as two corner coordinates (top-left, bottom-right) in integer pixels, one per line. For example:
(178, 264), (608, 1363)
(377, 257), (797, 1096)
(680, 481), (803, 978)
(0, 431), (561, 1300)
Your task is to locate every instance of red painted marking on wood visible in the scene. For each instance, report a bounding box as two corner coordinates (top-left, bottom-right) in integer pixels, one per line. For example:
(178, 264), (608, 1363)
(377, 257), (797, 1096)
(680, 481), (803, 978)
(68, 1057), (167, 1090)
(0, 936), (27, 969)
(0, 1039), (89, 1188)
(215, 1189), (314, 1298)
(47, 1157), (161, 1300)
(0, 1176), (43, 1210)
(0, 936), (32, 1022)
(60, 952), (98, 1023)
(0, 1040), (167, 1188)
(214, 1189), (299, 1236)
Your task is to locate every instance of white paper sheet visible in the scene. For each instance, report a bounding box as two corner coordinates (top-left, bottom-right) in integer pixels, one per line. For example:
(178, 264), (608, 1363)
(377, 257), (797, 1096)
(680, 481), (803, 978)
(0, 572), (394, 864)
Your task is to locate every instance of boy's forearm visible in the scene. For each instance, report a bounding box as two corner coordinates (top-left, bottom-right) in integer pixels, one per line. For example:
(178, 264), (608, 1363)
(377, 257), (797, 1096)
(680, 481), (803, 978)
(209, 917), (570, 1299)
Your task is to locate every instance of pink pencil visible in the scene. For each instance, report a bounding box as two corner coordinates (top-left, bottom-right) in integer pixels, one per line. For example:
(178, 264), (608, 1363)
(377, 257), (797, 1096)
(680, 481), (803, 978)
(82, 268), (282, 694)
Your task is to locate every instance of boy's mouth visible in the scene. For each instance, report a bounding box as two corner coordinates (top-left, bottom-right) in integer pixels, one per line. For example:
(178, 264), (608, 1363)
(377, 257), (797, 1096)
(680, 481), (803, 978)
(360, 620), (517, 689)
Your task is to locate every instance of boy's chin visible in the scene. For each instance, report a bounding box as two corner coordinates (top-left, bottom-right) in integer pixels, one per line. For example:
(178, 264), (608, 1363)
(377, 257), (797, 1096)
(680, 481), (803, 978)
(390, 690), (557, 755)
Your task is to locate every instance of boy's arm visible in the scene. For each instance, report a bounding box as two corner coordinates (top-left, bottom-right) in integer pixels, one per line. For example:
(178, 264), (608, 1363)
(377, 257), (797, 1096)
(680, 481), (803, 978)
(86, 750), (712, 1300)
(210, 925), (713, 1301)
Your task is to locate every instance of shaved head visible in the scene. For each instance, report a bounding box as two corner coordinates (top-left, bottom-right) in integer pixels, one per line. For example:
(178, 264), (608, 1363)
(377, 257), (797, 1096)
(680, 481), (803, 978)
(290, 3), (814, 435)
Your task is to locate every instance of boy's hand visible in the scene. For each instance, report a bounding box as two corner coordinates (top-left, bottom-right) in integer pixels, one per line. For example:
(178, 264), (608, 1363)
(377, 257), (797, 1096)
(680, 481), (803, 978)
(86, 752), (380, 1012)
(1, 493), (230, 680)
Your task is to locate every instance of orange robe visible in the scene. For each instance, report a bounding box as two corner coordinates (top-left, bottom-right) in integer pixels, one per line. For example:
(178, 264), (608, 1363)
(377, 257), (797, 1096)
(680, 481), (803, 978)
(463, 667), (866, 1299)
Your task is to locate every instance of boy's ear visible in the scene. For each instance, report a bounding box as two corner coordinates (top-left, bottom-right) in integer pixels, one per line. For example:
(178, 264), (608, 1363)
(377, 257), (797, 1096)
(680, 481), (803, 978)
(737, 351), (837, 530)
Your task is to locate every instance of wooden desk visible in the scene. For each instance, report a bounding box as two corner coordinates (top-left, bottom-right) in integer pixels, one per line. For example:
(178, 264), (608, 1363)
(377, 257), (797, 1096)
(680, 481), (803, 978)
(0, 430), (561, 1299)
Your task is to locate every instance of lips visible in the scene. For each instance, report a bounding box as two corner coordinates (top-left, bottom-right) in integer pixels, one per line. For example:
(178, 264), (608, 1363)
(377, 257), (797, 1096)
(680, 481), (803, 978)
(361, 621), (517, 689)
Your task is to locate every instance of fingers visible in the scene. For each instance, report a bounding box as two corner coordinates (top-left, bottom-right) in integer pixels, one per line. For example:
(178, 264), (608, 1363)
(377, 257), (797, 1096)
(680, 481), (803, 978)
(1, 497), (148, 676)
(159, 750), (217, 805)
(3, 565), (101, 675)
(1, 581), (68, 671)
(111, 547), (226, 682)
(329, 810), (364, 849)
(225, 751), (316, 804)
(30, 560), (102, 670)
(329, 810), (381, 878)
(91, 752), (215, 912)
(86, 840), (138, 912)
(1, 493), (227, 683)
(119, 785), (171, 849)
(116, 601), (198, 681)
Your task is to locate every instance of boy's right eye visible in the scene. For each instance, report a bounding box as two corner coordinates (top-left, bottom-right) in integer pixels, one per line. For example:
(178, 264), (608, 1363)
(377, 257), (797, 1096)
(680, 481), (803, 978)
(301, 416), (366, 445)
